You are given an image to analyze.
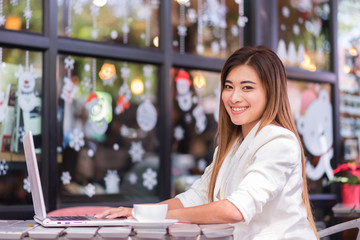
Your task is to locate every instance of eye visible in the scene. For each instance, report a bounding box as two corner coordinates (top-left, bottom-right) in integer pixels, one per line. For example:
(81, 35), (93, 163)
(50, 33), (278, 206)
(243, 85), (254, 90)
(224, 84), (232, 89)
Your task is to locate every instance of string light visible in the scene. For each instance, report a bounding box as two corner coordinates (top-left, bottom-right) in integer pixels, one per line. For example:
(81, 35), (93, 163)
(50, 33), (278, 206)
(131, 77), (144, 95)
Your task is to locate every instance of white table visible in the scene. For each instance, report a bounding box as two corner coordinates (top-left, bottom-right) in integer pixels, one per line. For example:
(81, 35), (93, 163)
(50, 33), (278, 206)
(0, 220), (234, 239)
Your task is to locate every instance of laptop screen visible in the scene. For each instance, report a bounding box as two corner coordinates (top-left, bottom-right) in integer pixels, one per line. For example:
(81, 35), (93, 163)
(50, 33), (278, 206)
(23, 131), (47, 220)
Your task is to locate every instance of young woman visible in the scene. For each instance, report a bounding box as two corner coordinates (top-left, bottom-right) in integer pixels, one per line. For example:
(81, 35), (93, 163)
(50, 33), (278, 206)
(95, 46), (319, 239)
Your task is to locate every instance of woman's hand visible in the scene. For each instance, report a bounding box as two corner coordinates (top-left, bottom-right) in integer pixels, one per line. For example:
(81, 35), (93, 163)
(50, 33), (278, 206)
(94, 207), (133, 219)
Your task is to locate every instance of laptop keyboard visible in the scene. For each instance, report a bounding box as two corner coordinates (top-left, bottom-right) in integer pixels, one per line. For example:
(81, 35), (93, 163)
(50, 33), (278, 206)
(49, 216), (95, 221)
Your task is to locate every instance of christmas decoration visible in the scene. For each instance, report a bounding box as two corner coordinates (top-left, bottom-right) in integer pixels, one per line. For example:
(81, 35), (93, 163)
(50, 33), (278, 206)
(15, 63), (38, 112)
(0, 159), (8, 175)
(175, 70), (193, 112)
(142, 168), (157, 190)
(115, 63), (131, 115)
(128, 172), (137, 185)
(68, 128), (85, 151)
(104, 170), (120, 194)
(136, 65), (158, 131)
(85, 183), (96, 197)
(99, 63), (117, 86)
(61, 171), (72, 185)
(174, 125), (185, 141)
(129, 141), (145, 163)
(24, 176), (31, 193)
(0, 0), (5, 26)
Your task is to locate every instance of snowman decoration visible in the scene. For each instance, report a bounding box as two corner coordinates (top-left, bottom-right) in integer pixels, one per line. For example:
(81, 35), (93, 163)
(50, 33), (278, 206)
(15, 65), (38, 112)
(296, 89), (334, 181)
(175, 69), (193, 112)
(86, 92), (108, 135)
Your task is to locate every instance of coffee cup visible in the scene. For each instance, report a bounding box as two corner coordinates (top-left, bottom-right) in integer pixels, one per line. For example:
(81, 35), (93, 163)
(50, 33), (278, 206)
(132, 204), (168, 222)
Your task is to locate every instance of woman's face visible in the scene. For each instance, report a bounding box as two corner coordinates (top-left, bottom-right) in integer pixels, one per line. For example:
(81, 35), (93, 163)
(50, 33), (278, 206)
(221, 65), (267, 137)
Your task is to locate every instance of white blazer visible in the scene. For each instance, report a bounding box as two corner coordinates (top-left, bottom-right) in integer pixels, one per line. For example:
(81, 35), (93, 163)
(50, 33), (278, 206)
(176, 122), (317, 240)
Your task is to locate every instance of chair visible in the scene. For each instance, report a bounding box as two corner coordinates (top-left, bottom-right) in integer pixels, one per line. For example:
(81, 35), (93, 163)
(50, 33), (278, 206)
(318, 218), (360, 239)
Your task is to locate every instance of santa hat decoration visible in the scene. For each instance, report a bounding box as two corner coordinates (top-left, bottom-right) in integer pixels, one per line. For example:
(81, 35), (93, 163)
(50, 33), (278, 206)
(175, 69), (192, 86)
(86, 92), (98, 103)
(300, 89), (317, 115)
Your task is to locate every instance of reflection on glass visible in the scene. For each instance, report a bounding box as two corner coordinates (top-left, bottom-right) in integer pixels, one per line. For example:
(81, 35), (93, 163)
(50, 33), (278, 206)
(338, 0), (360, 169)
(0, 0), (42, 33)
(57, 55), (160, 203)
(172, 0), (246, 58)
(277, 0), (331, 71)
(288, 80), (332, 193)
(0, 47), (42, 205)
(57, 0), (159, 48)
(171, 68), (219, 196)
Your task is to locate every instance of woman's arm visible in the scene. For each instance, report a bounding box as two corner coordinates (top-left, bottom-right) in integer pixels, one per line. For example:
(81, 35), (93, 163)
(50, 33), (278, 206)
(94, 198), (185, 219)
(167, 199), (243, 224)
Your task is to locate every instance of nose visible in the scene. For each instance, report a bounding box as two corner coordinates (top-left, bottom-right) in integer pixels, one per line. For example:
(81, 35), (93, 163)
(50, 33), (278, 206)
(229, 88), (243, 103)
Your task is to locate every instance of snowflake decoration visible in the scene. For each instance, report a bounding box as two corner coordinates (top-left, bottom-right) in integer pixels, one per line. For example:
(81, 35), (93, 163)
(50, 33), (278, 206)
(128, 172), (137, 185)
(174, 125), (184, 141)
(143, 65), (153, 78)
(81, 77), (92, 92)
(0, 15), (5, 26)
(68, 128), (85, 151)
(186, 8), (197, 23)
(85, 183), (95, 198)
(142, 168), (157, 190)
(64, 56), (75, 70)
(120, 65), (130, 79)
(18, 127), (25, 142)
(73, 1), (85, 15)
(24, 176), (31, 193)
(61, 171), (72, 185)
(129, 141), (145, 163)
(104, 170), (120, 194)
(0, 160), (9, 175)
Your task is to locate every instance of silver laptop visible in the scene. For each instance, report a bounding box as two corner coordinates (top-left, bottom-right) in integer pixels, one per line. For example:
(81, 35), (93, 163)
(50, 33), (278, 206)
(23, 131), (128, 227)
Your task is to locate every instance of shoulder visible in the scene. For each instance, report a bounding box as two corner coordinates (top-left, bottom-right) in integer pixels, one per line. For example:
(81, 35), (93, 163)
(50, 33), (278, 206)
(253, 124), (300, 150)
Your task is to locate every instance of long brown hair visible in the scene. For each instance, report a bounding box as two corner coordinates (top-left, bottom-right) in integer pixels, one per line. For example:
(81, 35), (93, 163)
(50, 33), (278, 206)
(208, 46), (318, 238)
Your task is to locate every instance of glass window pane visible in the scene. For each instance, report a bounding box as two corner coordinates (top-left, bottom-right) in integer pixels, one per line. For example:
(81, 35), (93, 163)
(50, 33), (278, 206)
(288, 80), (333, 193)
(0, 47), (43, 205)
(277, 0), (331, 71)
(57, 0), (160, 49)
(172, 0), (246, 58)
(0, 0), (42, 33)
(171, 68), (219, 196)
(338, 1), (360, 167)
(57, 55), (160, 204)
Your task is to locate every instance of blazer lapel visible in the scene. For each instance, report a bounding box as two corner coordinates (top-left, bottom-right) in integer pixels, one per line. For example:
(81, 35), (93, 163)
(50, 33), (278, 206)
(213, 121), (260, 200)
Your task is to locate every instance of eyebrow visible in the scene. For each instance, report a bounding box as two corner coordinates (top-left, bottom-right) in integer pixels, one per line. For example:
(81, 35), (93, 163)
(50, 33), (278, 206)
(224, 79), (256, 84)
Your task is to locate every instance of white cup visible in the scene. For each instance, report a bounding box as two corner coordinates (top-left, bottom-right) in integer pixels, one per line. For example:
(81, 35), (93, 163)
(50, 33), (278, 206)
(132, 204), (168, 222)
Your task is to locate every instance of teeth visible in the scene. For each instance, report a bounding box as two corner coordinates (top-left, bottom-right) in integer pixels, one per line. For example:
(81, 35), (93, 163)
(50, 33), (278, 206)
(231, 107), (247, 111)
